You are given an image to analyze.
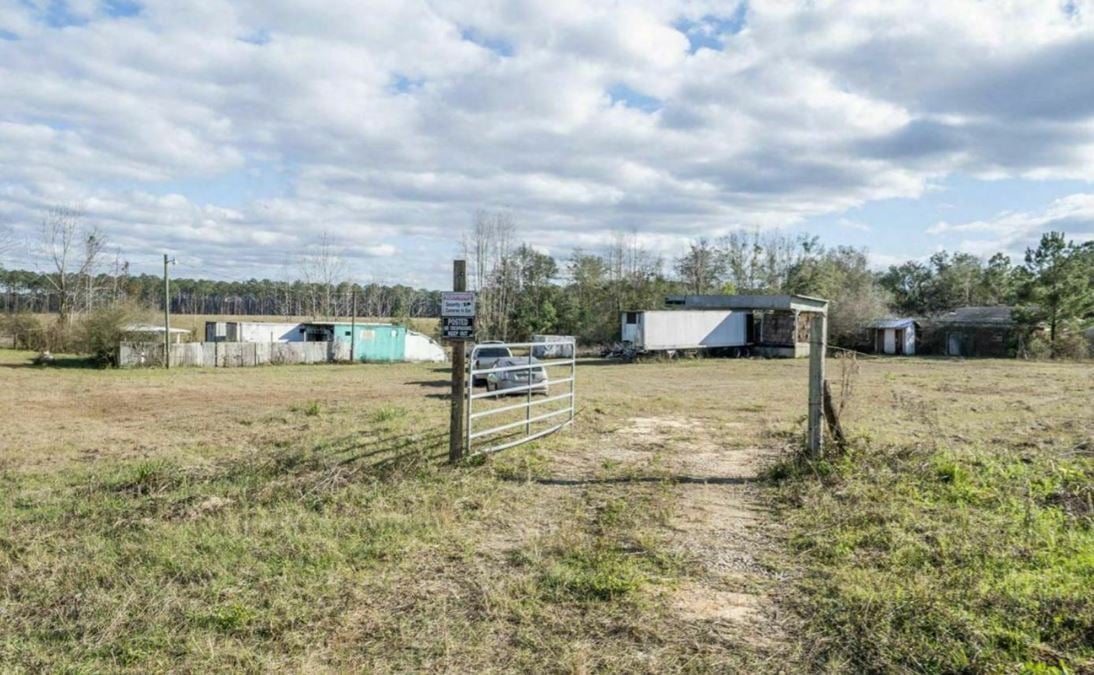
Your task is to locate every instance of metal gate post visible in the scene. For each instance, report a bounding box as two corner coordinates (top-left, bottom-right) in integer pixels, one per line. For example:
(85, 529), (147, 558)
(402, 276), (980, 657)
(525, 350), (533, 434)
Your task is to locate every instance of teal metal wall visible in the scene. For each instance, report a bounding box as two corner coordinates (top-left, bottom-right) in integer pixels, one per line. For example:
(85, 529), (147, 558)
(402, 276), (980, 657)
(329, 323), (406, 362)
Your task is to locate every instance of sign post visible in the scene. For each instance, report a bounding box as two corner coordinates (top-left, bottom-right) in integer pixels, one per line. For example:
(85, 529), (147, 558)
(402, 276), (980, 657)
(445, 263), (475, 462)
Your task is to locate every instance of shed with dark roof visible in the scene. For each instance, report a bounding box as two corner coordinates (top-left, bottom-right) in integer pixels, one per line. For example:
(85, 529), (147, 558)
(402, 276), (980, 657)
(921, 306), (1018, 357)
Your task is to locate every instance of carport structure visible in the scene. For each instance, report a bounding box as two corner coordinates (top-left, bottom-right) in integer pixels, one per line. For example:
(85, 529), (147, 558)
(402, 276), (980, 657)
(665, 294), (828, 358)
(664, 293), (830, 453)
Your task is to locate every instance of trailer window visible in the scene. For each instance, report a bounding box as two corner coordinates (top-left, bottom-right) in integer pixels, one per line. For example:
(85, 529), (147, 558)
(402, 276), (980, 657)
(625, 312), (639, 324)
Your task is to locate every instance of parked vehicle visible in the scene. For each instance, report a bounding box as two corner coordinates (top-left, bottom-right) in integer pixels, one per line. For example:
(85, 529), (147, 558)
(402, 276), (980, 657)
(485, 357), (548, 395)
(531, 334), (575, 359)
(472, 341), (513, 385)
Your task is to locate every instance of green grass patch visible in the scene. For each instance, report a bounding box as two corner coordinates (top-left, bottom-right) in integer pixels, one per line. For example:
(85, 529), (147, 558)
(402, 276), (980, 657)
(369, 405), (407, 424)
(773, 439), (1094, 672)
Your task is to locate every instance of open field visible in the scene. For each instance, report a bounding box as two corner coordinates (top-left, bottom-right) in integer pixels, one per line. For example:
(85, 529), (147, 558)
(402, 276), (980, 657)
(0, 350), (1091, 672)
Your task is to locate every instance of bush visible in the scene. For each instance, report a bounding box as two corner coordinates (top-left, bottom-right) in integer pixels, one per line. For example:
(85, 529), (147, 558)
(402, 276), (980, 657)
(0, 312), (48, 351)
(1022, 321), (1090, 360)
(76, 303), (154, 366)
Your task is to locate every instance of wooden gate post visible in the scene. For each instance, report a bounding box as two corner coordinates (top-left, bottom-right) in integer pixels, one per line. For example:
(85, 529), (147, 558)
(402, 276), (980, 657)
(163, 254), (171, 369)
(449, 260), (467, 462)
(807, 312), (827, 456)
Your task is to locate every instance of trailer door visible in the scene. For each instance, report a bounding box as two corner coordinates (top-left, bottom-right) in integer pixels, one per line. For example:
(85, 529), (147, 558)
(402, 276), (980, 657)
(621, 312), (641, 345)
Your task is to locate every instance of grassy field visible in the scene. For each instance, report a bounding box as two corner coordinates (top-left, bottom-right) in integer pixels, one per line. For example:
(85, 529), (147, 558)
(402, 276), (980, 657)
(0, 350), (1090, 672)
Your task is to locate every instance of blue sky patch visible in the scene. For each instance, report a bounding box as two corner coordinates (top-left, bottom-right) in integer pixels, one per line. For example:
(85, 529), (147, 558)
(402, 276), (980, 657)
(389, 74), (424, 94)
(608, 84), (663, 113)
(797, 174), (1093, 263)
(676, 3), (748, 53)
(460, 27), (513, 57)
(104, 0), (141, 18)
(137, 162), (295, 209)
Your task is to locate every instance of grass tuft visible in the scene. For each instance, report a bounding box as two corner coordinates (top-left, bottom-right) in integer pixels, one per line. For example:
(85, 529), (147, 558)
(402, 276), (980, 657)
(369, 405), (406, 424)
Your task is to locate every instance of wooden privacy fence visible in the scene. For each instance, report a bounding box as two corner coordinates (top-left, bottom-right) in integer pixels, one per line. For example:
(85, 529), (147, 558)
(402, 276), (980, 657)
(117, 341), (351, 368)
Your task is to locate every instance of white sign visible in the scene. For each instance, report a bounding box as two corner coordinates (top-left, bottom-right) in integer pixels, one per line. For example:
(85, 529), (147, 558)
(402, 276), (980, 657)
(441, 291), (476, 317)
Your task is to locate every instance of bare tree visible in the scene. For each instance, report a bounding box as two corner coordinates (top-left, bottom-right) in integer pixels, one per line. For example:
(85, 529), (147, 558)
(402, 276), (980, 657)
(300, 231), (348, 319)
(674, 238), (725, 294)
(463, 209), (516, 339)
(80, 227), (107, 312)
(38, 205), (102, 326)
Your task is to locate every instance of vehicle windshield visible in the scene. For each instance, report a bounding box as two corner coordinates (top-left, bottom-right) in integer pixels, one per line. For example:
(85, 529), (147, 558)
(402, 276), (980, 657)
(477, 347), (510, 359)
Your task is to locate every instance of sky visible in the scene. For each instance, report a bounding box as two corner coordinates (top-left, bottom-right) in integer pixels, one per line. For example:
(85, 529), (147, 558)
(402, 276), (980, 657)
(1, 0), (1094, 288)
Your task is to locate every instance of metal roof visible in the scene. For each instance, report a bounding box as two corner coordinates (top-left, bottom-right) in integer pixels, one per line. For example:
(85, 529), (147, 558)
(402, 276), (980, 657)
(935, 306), (1015, 325)
(304, 320), (396, 327)
(870, 319), (914, 328)
(122, 324), (191, 334)
(664, 294), (829, 313)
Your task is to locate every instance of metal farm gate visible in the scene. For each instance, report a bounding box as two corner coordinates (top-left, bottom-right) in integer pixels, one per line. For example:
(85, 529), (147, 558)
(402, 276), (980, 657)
(466, 340), (576, 455)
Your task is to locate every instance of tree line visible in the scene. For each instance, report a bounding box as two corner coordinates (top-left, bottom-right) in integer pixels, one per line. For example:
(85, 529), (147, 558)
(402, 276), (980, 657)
(1, 207), (1091, 358)
(1, 270), (441, 320)
(462, 213), (1091, 357)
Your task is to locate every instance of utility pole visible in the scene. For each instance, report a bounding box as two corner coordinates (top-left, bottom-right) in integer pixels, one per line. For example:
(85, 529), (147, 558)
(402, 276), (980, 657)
(163, 254), (175, 369)
(349, 286), (357, 363)
(449, 260), (467, 462)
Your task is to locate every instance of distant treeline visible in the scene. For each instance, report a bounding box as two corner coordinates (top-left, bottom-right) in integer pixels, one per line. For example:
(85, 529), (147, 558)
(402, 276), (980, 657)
(0, 271), (442, 319)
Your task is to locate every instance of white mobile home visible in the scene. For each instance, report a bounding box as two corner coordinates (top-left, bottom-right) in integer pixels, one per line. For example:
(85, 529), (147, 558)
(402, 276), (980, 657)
(622, 310), (751, 352)
(206, 321), (304, 343)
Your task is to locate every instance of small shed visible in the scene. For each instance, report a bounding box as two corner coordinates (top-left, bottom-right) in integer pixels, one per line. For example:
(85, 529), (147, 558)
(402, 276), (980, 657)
(869, 318), (917, 355)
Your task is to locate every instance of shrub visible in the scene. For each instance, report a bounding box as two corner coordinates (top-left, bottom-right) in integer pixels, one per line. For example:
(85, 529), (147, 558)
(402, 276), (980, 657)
(1023, 321), (1090, 360)
(0, 312), (48, 351)
(76, 302), (155, 366)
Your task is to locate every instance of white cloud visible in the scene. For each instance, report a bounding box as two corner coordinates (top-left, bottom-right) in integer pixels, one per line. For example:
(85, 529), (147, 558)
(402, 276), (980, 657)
(0, 0), (1093, 285)
(929, 193), (1094, 255)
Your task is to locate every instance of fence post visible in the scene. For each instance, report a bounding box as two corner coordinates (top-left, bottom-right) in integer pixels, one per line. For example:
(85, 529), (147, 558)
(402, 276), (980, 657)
(807, 312), (827, 456)
(350, 287), (357, 364)
(449, 260), (467, 463)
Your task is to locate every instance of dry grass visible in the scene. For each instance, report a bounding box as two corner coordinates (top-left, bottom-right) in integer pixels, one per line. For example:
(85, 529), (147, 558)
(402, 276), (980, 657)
(0, 350), (1090, 672)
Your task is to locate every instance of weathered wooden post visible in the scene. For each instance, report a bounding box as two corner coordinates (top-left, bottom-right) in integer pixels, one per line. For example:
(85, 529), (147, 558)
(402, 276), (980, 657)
(349, 286), (357, 364)
(807, 312), (827, 455)
(162, 254), (175, 369)
(448, 261), (468, 462)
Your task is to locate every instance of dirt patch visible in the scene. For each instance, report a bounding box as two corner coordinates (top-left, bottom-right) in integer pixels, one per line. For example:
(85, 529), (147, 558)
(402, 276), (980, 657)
(550, 415), (781, 646)
(674, 585), (761, 623)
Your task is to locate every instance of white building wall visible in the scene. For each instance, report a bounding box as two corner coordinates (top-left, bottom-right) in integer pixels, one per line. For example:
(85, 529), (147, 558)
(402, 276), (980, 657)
(405, 331), (446, 362)
(633, 311), (748, 350)
(883, 329), (896, 354)
(237, 322), (305, 343)
(904, 325), (916, 355)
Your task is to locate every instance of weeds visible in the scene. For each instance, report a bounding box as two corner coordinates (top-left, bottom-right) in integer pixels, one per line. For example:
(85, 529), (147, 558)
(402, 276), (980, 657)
(370, 405), (407, 424)
(773, 439), (1094, 672)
